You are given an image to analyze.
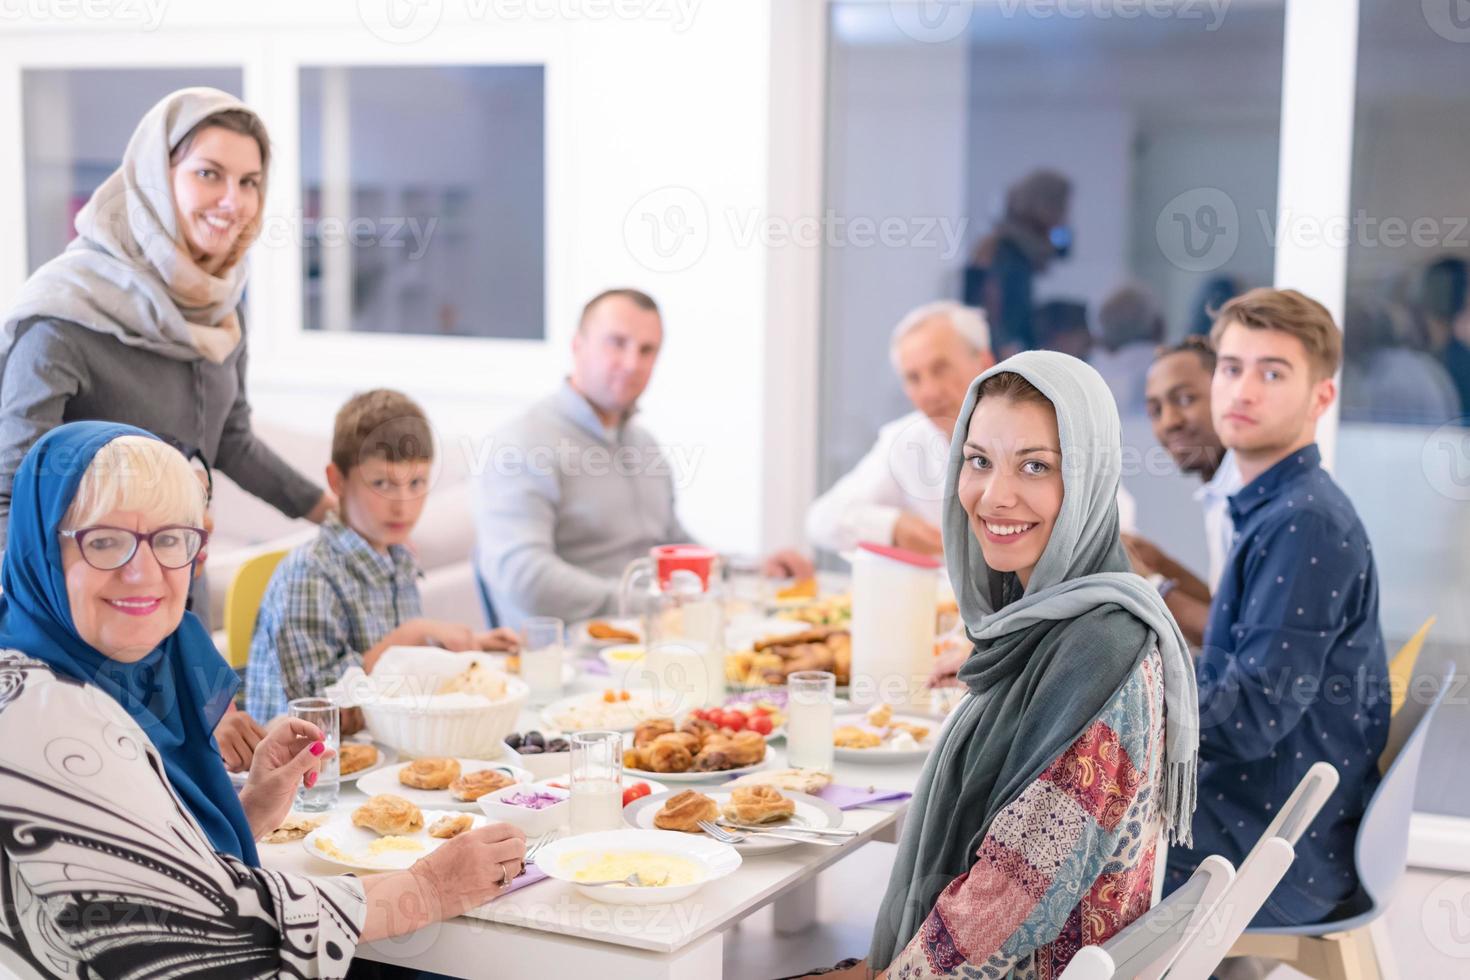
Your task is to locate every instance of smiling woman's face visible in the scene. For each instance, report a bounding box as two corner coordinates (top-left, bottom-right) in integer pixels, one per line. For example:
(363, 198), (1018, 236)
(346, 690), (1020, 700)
(956, 394), (1065, 588)
(61, 509), (193, 663)
(169, 125), (263, 273)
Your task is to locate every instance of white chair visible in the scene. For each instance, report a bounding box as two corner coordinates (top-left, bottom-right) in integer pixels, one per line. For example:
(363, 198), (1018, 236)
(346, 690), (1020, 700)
(1057, 855), (1235, 980)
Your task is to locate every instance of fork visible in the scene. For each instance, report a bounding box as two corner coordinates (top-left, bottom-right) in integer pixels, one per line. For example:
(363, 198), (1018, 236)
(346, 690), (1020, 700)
(520, 830), (559, 875)
(697, 820), (844, 847)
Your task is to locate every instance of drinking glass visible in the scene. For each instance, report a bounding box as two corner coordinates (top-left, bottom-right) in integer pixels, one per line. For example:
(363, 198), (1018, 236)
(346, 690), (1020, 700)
(519, 616), (565, 705)
(569, 730), (624, 835)
(289, 697), (340, 812)
(786, 671), (836, 772)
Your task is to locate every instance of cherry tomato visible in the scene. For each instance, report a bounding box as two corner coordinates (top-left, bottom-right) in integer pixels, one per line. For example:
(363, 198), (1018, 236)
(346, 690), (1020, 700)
(721, 710), (747, 732)
(692, 708), (709, 722)
(748, 714), (774, 736)
(751, 705), (772, 717)
(622, 782), (652, 807)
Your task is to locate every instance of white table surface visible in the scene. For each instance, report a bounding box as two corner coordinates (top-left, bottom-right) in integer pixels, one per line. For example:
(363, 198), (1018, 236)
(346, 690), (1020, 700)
(258, 662), (937, 978)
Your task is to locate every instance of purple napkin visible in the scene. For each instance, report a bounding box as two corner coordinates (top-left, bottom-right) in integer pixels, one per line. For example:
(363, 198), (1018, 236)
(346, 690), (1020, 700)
(496, 866), (548, 899)
(579, 657), (611, 677)
(815, 784), (912, 810)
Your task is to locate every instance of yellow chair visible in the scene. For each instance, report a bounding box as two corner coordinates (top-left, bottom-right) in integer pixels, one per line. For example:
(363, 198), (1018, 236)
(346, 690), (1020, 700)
(1387, 615), (1436, 718)
(221, 549), (288, 671)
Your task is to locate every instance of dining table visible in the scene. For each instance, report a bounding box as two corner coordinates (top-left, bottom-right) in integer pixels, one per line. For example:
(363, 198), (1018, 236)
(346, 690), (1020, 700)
(258, 624), (943, 980)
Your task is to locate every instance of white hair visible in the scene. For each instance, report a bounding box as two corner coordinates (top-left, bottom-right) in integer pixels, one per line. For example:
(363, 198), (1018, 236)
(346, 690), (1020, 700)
(888, 301), (991, 371)
(64, 436), (205, 530)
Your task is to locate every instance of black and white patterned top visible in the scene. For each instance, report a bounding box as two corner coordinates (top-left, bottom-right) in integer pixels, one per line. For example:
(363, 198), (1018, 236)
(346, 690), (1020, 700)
(0, 651), (366, 978)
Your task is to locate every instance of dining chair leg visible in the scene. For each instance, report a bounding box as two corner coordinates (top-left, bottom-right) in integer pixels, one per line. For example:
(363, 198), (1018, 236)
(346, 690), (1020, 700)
(1317, 928), (1381, 980)
(1366, 918), (1399, 980)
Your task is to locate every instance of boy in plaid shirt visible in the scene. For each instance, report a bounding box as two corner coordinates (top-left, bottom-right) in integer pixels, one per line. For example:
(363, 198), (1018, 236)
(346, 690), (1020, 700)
(244, 390), (517, 724)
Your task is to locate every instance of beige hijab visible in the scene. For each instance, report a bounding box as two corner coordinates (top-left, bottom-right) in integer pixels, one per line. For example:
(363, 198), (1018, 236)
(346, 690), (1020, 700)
(2, 87), (266, 367)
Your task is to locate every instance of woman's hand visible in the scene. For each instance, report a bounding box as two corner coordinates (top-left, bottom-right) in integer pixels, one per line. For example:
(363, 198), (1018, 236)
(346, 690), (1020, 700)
(238, 719), (335, 839)
(475, 627), (520, 653)
(214, 706), (266, 772)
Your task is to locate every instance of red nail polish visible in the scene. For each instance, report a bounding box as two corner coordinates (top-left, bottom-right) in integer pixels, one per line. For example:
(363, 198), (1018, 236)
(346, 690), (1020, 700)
(310, 741), (325, 757)
(306, 772), (318, 788)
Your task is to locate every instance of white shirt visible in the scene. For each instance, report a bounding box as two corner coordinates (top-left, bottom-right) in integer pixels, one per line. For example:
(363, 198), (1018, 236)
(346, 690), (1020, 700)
(1193, 449), (1243, 592)
(807, 408), (1138, 555)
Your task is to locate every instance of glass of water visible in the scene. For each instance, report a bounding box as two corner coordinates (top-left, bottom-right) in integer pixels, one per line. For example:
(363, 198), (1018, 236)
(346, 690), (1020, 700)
(520, 616), (565, 705)
(288, 697), (340, 812)
(569, 730), (624, 836)
(786, 671), (836, 773)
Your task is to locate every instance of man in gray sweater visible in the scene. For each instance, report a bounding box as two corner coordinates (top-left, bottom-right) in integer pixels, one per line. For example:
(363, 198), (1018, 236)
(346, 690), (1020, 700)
(474, 289), (811, 628)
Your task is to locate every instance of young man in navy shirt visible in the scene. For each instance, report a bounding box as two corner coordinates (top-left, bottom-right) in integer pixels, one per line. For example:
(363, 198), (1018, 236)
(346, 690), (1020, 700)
(1165, 288), (1389, 926)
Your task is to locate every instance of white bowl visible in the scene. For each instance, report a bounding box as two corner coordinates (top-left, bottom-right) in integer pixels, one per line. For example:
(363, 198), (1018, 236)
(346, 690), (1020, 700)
(514, 748), (571, 781)
(479, 783), (570, 836)
(359, 651), (529, 759)
(534, 828), (741, 905)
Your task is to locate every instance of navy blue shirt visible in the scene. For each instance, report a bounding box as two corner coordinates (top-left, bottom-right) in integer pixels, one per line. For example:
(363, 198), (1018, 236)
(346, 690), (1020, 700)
(1166, 444), (1389, 925)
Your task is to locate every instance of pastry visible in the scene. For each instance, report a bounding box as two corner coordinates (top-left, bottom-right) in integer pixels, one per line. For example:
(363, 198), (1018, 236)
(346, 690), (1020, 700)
(439, 662), (507, 701)
(721, 785), (795, 825)
(398, 757), (461, 790)
(450, 769), (516, 802)
(775, 577), (818, 601)
(754, 627), (833, 651)
(623, 747), (649, 770)
(634, 719), (676, 748)
(352, 794), (424, 836)
(588, 620), (640, 643)
(834, 726), (882, 749)
(726, 768), (833, 795)
(428, 813), (475, 839)
(652, 790), (719, 833)
(866, 704), (893, 728)
(691, 748), (733, 772)
(724, 730), (766, 767)
(260, 814), (324, 844)
(644, 740), (694, 774)
(891, 722), (931, 742)
(338, 743), (379, 776)
(679, 716), (718, 740)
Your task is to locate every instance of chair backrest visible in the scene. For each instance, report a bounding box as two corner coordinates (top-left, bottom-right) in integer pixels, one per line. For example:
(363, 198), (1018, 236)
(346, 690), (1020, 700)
(221, 549), (288, 671)
(1057, 855), (1235, 980)
(476, 569), (500, 629)
(1166, 838), (1295, 980)
(1357, 660), (1456, 910)
(1243, 761), (1340, 861)
(1387, 615), (1436, 718)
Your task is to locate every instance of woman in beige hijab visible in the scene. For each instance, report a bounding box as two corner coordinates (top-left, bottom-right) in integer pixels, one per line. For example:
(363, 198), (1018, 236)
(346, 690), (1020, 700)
(0, 87), (335, 764)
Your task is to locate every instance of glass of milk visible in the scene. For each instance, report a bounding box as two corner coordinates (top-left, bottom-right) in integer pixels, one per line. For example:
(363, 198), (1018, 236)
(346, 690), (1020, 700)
(569, 730), (625, 836)
(786, 671), (836, 773)
(519, 616), (565, 705)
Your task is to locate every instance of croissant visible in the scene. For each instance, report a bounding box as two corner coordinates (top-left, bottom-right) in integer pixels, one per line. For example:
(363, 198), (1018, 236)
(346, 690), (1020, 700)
(652, 790), (719, 833)
(352, 794), (424, 836)
(721, 784), (795, 824)
(645, 740), (694, 773)
(398, 757), (461, 790)
(724, 731), (767, 767)
(634, 719), (676, 748)
(652, 731), (701, 756)
(691, 748), (733, 772)
(679, 717), (718, 740)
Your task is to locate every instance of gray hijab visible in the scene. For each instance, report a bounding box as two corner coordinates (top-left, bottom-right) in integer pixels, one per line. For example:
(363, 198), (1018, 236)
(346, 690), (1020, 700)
(2, 87), (262, 373)
(870, 351), (1198, 971)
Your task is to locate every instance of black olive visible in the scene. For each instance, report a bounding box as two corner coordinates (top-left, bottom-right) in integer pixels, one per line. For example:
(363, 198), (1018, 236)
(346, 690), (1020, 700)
(524, 731), (546, 748)
(547, 739), (569, 752)
(519, 744), (544, 755)
(504, 732), (523, 749)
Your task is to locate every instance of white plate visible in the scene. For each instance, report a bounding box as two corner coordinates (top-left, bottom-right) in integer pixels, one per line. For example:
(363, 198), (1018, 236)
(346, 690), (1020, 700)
(832, 711), (938, 763)
(622, 789), (843, 854)
(534, 828), (741, 905)
(722, 615), (810, 651)
(228, 737), (397, 787)
(624, 756), (769, 784)
(356, 758), (532, 810)
(541, 689), (668, 733)
(303, 809), (486, 871)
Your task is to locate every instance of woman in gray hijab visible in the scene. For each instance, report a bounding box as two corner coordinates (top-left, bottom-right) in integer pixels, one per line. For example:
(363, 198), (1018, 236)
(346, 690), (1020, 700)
(0, 87), (333, 571)
(863, 351), (1199, 978)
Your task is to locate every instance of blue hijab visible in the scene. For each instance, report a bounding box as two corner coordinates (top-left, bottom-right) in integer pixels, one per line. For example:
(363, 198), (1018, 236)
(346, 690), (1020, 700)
(0, 421), (258, 865)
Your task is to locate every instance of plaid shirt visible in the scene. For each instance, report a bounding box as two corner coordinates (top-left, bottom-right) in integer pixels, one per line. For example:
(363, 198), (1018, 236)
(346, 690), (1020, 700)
(244, 513), (422, 720)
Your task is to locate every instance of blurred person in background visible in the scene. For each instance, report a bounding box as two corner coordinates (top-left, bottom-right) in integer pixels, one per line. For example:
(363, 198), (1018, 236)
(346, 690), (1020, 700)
(1339, 298), (1460, 425)
(1090, 283), (1167, 416)
(1032, 299), (1093, 360)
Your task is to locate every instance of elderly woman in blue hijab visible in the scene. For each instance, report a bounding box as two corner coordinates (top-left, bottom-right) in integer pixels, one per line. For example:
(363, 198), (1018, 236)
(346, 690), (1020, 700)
(857, 352), (1200, 978)
(0, 422), (526, 979)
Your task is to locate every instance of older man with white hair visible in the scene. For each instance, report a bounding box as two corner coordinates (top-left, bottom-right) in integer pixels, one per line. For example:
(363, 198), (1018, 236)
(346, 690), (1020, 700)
(807, 301), (996, 557)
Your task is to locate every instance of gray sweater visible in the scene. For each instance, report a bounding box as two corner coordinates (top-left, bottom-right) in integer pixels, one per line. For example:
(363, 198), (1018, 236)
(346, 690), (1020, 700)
(473, 381), (694, 628)
(0, 316), (322, 547)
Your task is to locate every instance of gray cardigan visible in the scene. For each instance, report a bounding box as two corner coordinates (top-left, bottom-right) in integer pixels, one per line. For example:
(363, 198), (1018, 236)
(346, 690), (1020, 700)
(0, 315), (322, 546)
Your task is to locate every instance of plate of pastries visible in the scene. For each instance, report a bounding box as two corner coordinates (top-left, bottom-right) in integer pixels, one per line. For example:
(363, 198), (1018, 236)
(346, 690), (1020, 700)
(624, 786), (844, 854)
(832, 704), (936, 763)
(303, 794), (487, 871)
(355, 756), (532, 810)
(725, 627), (852, 689)
(230, 735), (396, 787)
(622, 716), (770, 782)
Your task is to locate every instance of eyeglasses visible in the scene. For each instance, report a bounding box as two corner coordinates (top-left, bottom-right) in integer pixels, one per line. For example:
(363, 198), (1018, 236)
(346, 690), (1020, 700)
(59, 525), (208, 571)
